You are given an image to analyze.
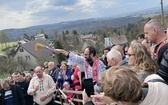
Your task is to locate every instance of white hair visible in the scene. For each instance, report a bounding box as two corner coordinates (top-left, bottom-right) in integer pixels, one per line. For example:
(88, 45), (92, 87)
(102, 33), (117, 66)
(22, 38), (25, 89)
(107, 49), (122, 63)
(48, 61), (55, 65)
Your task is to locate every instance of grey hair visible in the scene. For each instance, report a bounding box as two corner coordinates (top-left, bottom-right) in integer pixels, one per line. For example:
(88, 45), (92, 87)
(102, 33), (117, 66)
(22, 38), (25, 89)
(107, 49), (122, 62)
(48, 61), (55, 66)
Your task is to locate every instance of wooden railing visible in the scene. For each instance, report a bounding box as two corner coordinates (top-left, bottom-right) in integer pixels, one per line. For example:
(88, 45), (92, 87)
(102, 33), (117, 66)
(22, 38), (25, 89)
(54, 89), (83, 105)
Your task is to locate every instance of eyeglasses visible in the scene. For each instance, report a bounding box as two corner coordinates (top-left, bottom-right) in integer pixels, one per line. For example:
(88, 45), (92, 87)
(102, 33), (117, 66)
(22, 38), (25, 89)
(126, 53), (135, 57)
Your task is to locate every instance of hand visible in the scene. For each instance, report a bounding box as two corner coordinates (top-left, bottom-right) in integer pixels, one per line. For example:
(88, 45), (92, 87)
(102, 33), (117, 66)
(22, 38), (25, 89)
(59, 71), (63, 76)
(62, 71), (66, 76)
(40, 94), (47, 101)
(91, 92), (113, 105)
(61, 95), (67, 99)
(64, 75), (68, 80)
(82, 89), (92, 104)
(64, 95), (67, 99)
(71, 75), (74, 80)
(34, 85), (39, 92)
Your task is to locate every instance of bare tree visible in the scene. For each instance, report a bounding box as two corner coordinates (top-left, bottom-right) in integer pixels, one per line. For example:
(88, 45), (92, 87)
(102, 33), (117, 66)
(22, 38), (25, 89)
(0, 31), (10, 49)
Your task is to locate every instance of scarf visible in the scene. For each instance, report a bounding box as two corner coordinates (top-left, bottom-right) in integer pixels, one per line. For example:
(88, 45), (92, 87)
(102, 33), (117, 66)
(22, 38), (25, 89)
(85, 57), (99, 83)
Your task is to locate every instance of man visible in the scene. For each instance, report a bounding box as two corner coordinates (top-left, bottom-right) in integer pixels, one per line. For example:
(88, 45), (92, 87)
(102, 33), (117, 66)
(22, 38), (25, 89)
(25, 72), (32, 81)
(0, 78), (26, 105)
(54, 46), (106, 84)
(44, 61), (49, 69)
(106, 49), (128, 68)
(48, 61), (61, 83)
(11, 72), (19, 84)
(29, 69), (36, 78)
(15, 71), (33, 105)
(111, 45), (128, 63)
(144, 19), (168, 82)
(101, 47), (111, 66)
(144, 19), (167, 61)
(48, 62), (57, 81)
(137, 33), (145, 43)
(27, 66), (56, 105)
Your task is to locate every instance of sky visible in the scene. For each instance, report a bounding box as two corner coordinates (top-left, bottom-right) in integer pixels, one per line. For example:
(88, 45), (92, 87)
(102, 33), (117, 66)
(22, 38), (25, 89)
(0, 0), (168, 30)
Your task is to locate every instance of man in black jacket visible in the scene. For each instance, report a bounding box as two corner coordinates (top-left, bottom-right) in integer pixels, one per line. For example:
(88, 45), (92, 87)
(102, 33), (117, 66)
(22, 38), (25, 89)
(144, 19), (168, 83)
(0, 78), (26, 105)
(15, 71), (33, 105)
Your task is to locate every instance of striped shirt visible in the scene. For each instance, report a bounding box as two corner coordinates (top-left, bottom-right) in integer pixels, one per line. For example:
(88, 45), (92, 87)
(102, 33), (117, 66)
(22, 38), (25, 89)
(4, 89), (15, 105)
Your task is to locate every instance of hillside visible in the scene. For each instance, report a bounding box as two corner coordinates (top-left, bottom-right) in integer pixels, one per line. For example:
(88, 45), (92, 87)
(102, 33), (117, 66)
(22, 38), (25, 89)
(4, 16), (144, 41)
(3, 5), (168, 41)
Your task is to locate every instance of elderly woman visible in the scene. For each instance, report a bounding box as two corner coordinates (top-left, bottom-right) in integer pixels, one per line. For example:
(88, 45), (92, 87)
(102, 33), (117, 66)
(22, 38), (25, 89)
(127, 40), (158, 82)
(56, 61), (72, 88)
(83, 66), (168, 105)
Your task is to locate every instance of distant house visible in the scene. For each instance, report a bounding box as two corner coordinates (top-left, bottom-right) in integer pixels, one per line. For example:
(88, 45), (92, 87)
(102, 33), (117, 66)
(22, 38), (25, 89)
(14, 39), (53, 70)
(34, 33), (46, 40)
(46, 40), (55, 48)
(19, 38), (30, 44)
(104, 35), (128, 47)
(80, 34), (97, 41)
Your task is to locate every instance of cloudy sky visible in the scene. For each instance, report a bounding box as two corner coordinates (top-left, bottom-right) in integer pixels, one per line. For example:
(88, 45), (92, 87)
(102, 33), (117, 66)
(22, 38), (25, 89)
(1, 0), (168, 30)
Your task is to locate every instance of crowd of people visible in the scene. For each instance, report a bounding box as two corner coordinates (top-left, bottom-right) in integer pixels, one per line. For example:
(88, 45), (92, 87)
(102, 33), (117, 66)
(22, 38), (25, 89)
(0, 19), (168, 105)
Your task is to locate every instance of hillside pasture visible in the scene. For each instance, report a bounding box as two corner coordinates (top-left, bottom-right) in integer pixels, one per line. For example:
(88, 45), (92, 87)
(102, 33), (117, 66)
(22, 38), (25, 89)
(0, 41), (18, 56)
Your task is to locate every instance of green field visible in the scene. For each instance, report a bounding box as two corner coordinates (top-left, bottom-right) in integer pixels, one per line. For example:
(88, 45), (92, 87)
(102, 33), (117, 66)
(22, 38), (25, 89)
(0, 41), (18, 56)
(0, 72), (10, 78)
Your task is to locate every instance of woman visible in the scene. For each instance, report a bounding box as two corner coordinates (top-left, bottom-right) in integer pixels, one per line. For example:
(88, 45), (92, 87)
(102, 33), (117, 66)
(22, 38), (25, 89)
(127, 40), (158, 82)
(83, 66), (168, 105)
(71, 65), (82, 90)
(57, 61), (72, 88)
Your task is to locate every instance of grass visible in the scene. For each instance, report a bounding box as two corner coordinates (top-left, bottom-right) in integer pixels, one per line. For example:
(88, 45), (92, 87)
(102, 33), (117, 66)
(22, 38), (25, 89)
(0, 72), (10, 79)
(0, 41), (18, 56)
(0, 41), (18, 50)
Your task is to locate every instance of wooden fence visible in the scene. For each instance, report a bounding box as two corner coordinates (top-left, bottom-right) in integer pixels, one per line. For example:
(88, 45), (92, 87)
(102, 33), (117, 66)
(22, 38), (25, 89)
(54, 88), (83, 105)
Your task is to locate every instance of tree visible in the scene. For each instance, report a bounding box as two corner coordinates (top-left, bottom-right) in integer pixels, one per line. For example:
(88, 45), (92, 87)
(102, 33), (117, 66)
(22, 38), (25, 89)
(89, 32), (92, 34)
(65, 30), (69, 34)
(103, 32), (107, 39)
(7, 49), (16, 57)
(39, 28), (48, 39)
(0, 31), (10, 48)
(44, 34), (48, 39)
(54, 40), (66, 64)
(30, 35), (35, 40)
(54, 31), (58, 39)
(72, 36), (80, 50)
(17, 59), (30, 71)
(22, 34), (30, 40)
(62, 31), (65, 36)
(62, 33), (66, 41)
(39, 28), (45, 34)
(72, 30), (78, 35)
(0, 56), (17, 73)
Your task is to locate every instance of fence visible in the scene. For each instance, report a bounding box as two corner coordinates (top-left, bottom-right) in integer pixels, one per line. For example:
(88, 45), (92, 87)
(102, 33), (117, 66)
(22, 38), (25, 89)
(55, 88), (83, 105)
